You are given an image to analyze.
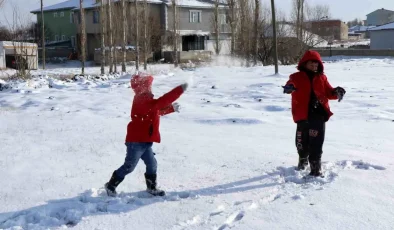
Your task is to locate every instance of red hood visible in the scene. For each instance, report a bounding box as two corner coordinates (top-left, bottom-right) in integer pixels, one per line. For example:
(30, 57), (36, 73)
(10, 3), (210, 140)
(297, 50), (324, 73)
(130, 74), (153, 94)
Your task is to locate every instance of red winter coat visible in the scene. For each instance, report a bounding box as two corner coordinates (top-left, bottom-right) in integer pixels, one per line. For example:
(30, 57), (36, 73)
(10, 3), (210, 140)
(285, 51), (338, 123)
(125, 75), (184, 143)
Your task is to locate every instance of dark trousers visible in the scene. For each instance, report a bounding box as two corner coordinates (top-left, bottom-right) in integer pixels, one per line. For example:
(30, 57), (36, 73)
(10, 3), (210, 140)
(115, 142), (157, 180)
(295, 119), (325, 162)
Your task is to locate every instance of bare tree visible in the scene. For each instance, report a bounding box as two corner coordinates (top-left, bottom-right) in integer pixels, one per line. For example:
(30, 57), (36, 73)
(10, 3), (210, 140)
(171, 0), (178, 67)
(292, 0), (305, 40)
(100, 0), (106, 75)
(253, 0), (259, 65)
(41, 0), (45, 69)
(226, 0), (236, 55)
(213, 0), (220, 55)
(134, 0), (140, 71)
(237, 0), (251, 66)
(5, 4), (37, 79)
(270, 0), (278, 73)
(107, 0), (114, 73)
(307, 3), (331, 20)
(122, 0), (127, 72)
(80, 0), (86, 75)
(143, 0), (148, 70)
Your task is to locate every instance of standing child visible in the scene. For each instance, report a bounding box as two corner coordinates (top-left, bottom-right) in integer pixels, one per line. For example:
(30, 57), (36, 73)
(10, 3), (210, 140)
(283, 50), (346, 177)
(105, 74), (187, 196)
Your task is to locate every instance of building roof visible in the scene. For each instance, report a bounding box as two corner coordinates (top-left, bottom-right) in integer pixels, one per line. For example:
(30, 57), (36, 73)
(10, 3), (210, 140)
(366, 8), (394, 16)
(31, 0), (223, 13)
(0, 41), (38, 48)
(369, 21), (394, 31)
(349, 25), (376, 32)
(31, 0), (80, 13)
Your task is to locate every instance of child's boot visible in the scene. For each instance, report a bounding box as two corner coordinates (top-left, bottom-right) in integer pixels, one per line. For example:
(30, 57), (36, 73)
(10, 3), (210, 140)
(297, 157), (309, 170)
(145, 173), (165, 196)
(309, 160), (323, 177)
(105, 171), (124, 197)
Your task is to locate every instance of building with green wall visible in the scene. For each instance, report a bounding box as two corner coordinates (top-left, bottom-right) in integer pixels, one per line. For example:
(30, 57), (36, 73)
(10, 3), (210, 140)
(30, 1), (79, 47)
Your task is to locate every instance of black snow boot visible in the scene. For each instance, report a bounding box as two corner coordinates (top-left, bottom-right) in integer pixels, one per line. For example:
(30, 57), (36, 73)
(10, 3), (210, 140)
(145, 173), (165, 196)
(296, 157), (309, 171)
(104, 171), (124, 197)
(309, 160), (323, 177)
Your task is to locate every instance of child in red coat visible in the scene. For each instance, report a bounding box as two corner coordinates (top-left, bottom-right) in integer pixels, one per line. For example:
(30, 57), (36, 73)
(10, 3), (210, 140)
(283, 50), (346, 177)
(105, 74), (187, 196)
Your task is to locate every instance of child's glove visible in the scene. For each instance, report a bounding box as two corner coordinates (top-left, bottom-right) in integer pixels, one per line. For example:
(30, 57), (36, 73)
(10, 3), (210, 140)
(181, 83), (188, 92)
(172, 103), (180, 112)
(282, 84), (296, 94)
(334, 87), (346, 102)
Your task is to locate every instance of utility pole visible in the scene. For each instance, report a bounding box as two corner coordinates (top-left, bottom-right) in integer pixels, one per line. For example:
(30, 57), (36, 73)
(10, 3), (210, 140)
(271, 0), (278, 74)
(41, 0), (45, 69)
(80, 0), (86, 75)
(134, 0), (140, 71)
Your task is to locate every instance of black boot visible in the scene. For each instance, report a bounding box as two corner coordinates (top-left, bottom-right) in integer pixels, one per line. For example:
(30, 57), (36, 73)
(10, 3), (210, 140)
(296, 157), (309, 171)
(309, 160), (323, 177)
(104, 171), (124, 197)
(145, 173), (165, 196)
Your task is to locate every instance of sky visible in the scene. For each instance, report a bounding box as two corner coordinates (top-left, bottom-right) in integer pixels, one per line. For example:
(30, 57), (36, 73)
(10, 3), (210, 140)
(1, 0), (394, 26)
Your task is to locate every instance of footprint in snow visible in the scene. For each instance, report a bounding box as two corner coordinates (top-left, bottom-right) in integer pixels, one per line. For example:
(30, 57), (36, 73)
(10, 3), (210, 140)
(210, 205), (225, 217)
(335, 160), (386, 170)
(217, 211), (245, 230)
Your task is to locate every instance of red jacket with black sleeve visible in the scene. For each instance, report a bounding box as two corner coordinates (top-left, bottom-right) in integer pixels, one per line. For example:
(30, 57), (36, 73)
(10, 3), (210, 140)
(285, 51), (338, 123)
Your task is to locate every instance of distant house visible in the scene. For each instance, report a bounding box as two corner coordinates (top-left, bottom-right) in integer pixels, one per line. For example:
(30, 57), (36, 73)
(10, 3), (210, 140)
(348, 25), (376, 38)
(369, 22), (394, 49)
(31, 0), (230, 61)
(30, 0), (79, 48)
(305, 20), (348, 41)
(366, 8), (394, 26)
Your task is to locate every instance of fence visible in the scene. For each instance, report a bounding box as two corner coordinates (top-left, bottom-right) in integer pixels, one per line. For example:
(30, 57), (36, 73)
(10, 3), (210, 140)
(312, 48), (394, 57)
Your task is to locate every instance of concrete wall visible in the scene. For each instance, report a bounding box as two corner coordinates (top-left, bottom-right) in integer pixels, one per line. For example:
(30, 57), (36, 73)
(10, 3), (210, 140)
(312, 48), (394, 57)
(370, 30), (394, 50)
(163, 50), (212, 63)
(38, 47), (74, 59)
(206, 37), (231, 55)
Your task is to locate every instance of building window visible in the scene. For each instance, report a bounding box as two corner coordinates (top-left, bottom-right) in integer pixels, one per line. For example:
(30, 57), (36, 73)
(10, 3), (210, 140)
(70, 12), (75, 23)
(60, 12), (64, 17)
(219, 14), (226, 25)
(93, 11), (99, 24)
(71, 36), (76, 47)
(54, 12), (58, 17)
(55, 35), (59, 41)
(189, 10), (201, 23)
(182, 35), (205, 51)
(61, 35), (66, 41)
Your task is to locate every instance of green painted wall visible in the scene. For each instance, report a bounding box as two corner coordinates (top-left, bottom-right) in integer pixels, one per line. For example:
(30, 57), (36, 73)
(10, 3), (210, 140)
(35, 9), (77, 43)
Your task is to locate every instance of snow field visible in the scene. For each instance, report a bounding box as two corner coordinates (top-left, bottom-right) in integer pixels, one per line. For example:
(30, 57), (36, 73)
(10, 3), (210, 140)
(1, 56), (394, 229)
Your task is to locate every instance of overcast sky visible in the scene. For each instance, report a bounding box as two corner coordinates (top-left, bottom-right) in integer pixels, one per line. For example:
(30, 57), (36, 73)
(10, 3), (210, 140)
(1, 0), (394, 26)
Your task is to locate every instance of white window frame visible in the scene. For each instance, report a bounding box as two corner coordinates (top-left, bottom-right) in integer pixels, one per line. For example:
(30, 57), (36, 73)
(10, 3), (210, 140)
(60, 11), (65, 17)
(55, 35), (59, 41)
(189, 10), (201, 23)
(219, 14), (226, 25)
(54, 12), (58, 17)
(61, 35), (66, 41)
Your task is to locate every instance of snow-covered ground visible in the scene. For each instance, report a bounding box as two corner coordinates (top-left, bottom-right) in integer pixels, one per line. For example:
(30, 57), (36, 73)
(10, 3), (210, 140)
(1, 56), (394, 230)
